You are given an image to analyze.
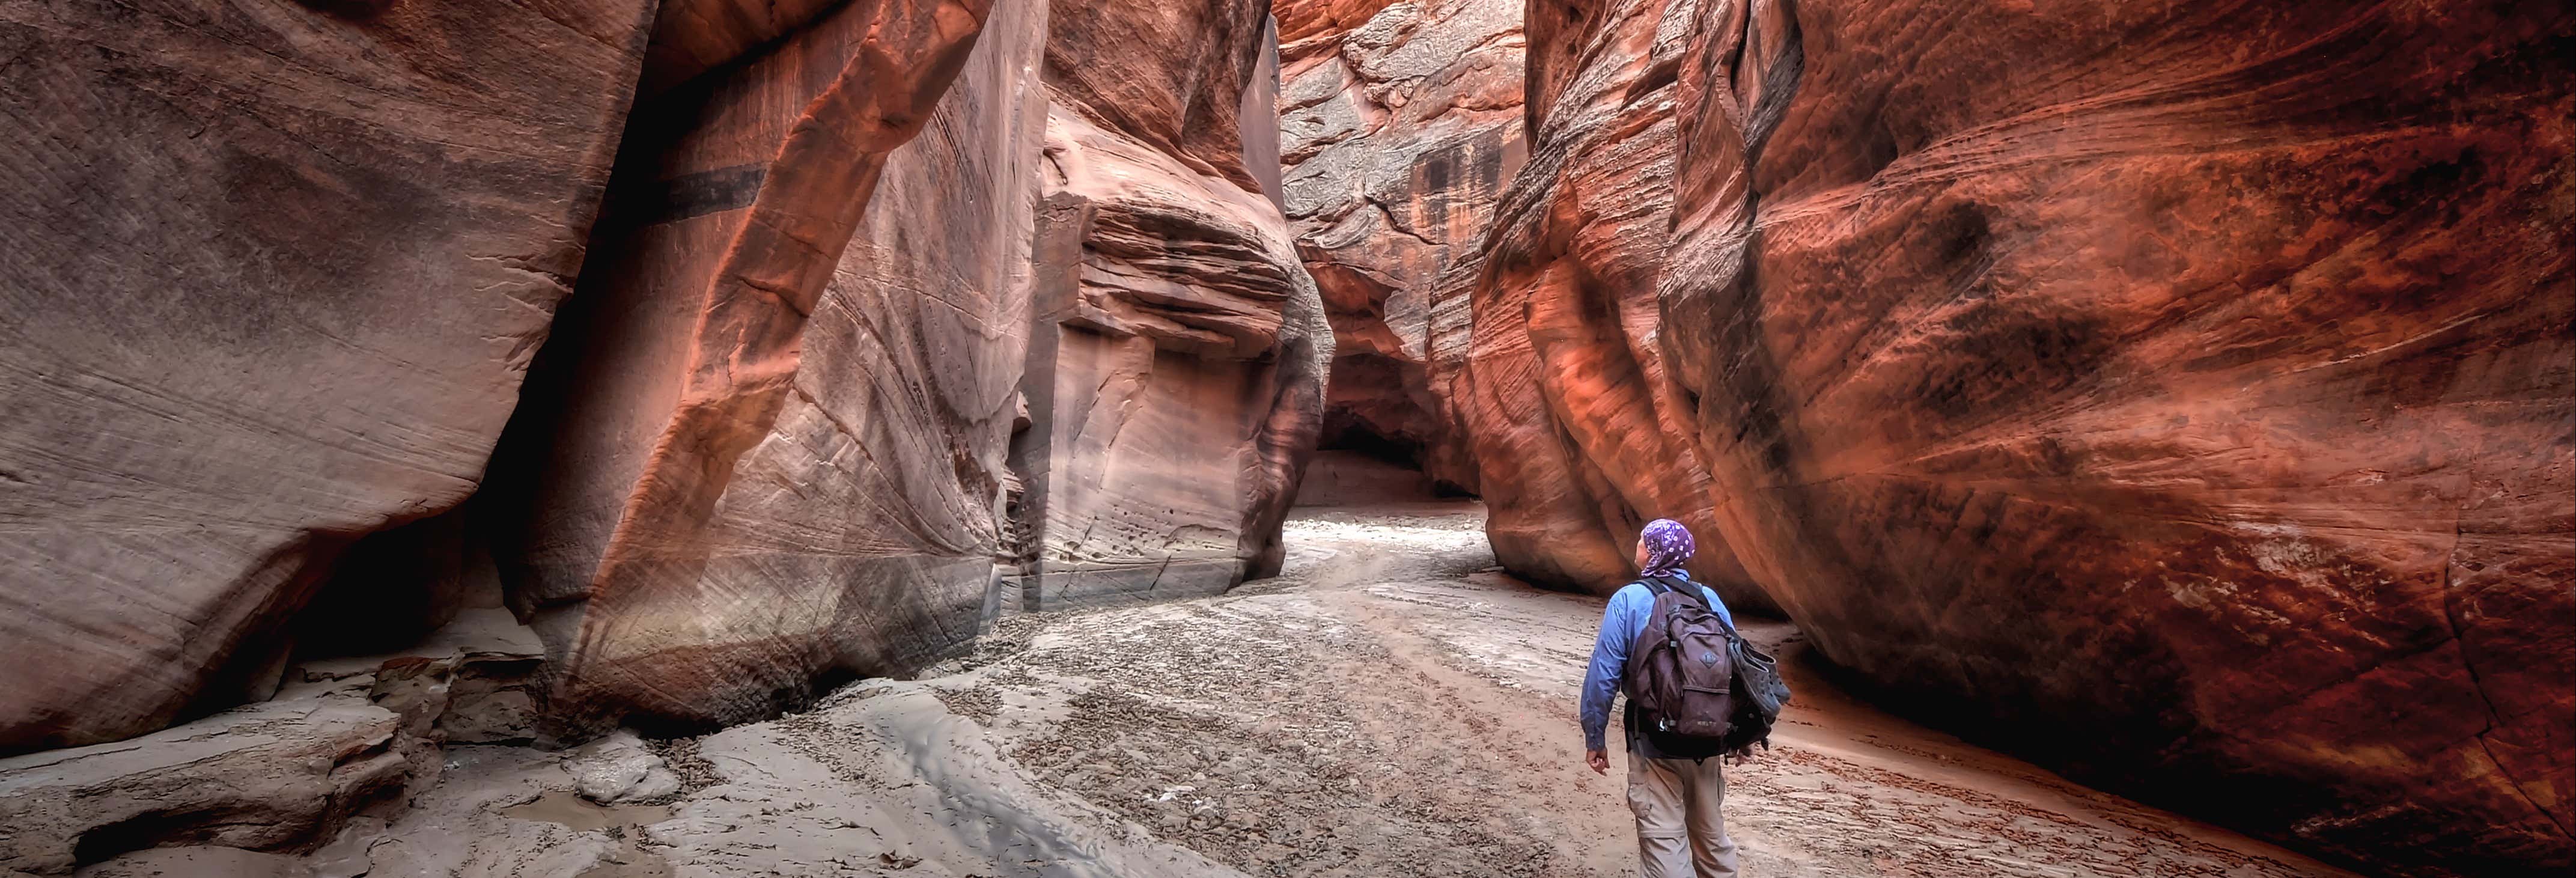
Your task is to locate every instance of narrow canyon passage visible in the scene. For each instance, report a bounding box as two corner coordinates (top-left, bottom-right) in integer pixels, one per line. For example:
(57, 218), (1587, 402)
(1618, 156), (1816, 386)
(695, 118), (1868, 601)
(2, 0), (2565, 875)
(181, 488), (2360, 878)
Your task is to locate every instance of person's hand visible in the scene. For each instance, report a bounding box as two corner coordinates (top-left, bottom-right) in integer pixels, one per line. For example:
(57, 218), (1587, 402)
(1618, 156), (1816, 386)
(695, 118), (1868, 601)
(1725, 748), (1753, 767)
(1586, 749), (1609, 775)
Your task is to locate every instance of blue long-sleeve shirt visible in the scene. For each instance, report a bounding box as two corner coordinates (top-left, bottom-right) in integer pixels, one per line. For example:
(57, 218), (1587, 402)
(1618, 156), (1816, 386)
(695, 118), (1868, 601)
(1581, 580), (1734, 752)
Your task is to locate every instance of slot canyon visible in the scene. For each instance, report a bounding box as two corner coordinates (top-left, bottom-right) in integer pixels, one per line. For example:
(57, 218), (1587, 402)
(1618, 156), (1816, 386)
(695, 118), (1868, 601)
(0, 0), (2566, 876)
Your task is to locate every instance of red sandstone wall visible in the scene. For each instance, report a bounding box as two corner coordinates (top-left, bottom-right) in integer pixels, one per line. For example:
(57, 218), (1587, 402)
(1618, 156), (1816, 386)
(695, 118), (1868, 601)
(0, 0), (1326, 752)
(1654, 0), (2568, 873)
(1433, 0), (1772, 608)
(1276, 0), (1526, 490)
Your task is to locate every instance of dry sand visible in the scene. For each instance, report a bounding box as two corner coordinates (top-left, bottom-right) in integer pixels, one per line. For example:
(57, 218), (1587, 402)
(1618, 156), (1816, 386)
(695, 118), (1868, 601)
(242, 501), (2359, 878)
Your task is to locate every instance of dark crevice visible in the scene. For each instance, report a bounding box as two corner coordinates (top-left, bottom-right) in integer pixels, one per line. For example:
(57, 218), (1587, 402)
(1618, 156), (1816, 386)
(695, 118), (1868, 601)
(288, 492), (513, 662)
(1317, 416), (1427, 467)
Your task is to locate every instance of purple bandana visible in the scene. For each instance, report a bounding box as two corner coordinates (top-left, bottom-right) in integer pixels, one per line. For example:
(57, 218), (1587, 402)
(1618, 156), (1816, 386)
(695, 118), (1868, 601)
(1637, 518), (1696, 578)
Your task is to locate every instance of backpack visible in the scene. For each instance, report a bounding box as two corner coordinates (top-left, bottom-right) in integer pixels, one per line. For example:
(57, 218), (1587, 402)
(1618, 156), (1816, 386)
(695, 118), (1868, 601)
(1623, 576), (1792, 754)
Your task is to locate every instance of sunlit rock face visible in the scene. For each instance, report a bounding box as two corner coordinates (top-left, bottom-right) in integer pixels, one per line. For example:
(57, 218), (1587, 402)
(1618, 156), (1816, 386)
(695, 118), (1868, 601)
(0, 0), (657, 754)
(1275, 0), (1525, 492)
(480, 0), (1038, 737)
(1433, 0), (1770, 608)
(1657, 0), (2574, 874)
(1004, 0), (1330, 611)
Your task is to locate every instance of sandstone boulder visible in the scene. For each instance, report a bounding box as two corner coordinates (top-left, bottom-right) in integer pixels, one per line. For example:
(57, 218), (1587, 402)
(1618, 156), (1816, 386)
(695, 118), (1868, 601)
(1657, 0), (2573, 874)
(1277, 0), (1525, 492)
(0, 0), (654, 754)
(285, 607), (547, 747)
(566, 730), (681, 805)
(0, 698), (408, 874)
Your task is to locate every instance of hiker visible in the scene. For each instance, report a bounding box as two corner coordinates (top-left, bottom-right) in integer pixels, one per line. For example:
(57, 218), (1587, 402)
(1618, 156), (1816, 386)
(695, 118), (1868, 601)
(1582, 518), (1746, 877)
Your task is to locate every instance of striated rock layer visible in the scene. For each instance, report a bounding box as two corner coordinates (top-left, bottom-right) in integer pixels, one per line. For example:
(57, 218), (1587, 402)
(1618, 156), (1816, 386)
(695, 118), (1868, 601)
(481, 0), (1324, 734)
(1276, 0), (1525, 490)
(1431, 0), (1769, 608)
(0, 698), (407, 874)
(1655, 0), (2574, 874)
(0, 0), (657, 754)
(481, 0), (1038, 737)
(0, 608), (545, 873)
(1005, 0), (1330, 611)
(0, 1), (1330, 868)
(0, 0), (1328, 761)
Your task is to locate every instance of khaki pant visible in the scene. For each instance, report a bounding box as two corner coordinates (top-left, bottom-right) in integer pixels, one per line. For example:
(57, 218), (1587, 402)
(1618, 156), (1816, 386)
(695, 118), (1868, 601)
(1625, 752), (1740, 877)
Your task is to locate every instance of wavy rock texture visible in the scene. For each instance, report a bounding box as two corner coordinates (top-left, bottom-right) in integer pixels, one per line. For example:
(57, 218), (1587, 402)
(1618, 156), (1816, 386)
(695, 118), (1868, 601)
(1277, 0), (1524, 492)
(0, 697), (408, 874)
(0, 607), (545, 874)
(1433, 0), (1770, 608)
(1657, 0), (2574, 874)
(1043, 0), (1275, 195)
(0, 0), (656, 754)
(0, 0), (1326, 763)
(1005, 0), (1330, 611)
(480, 0), (1033, 737)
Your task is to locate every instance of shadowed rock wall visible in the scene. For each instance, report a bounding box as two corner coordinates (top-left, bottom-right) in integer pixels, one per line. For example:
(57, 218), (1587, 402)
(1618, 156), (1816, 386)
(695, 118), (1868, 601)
(480, 0), (1033, 737)
(0, 0), (1326, 763)
(1655, 0), (2573, 873)
(0, 0), (658, 754)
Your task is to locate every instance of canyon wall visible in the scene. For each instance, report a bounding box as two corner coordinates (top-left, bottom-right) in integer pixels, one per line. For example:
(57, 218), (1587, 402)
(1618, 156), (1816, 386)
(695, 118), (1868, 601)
(1267, 0), (2576, 873)
(481, 0), (1028, 738)
(0, 0), (1321, 757)
(1429, 0), (1771, 608)
(1003, 0), (1330, 610)
(479, 0), (1325, 736)
(1453, 0), (2571, 874)
(1276, 0), (1524, 492)
(0, 0), (657, 754)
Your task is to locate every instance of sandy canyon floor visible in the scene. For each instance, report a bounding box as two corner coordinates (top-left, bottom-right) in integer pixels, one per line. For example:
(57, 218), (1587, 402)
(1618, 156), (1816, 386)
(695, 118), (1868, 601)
(91, 502), (2366, 878)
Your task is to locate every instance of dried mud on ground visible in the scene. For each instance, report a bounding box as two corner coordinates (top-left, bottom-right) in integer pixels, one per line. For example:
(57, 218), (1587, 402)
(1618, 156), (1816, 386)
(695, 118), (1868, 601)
(247, 502), (2359, 878)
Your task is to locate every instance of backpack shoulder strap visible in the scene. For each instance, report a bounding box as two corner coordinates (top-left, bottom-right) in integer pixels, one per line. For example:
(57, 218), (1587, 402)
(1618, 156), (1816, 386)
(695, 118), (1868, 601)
(1644, 575), (1706, 611)
(1678, 580), (1744, 638)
